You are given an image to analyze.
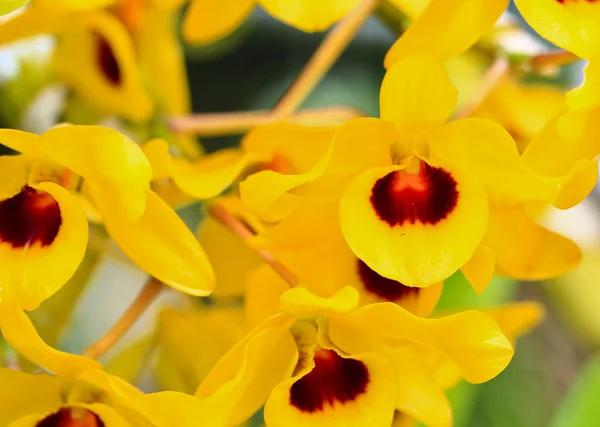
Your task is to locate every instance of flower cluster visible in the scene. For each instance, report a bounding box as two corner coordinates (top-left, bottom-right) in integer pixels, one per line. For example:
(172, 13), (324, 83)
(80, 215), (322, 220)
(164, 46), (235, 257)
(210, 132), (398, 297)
(0, 0), (597, 426)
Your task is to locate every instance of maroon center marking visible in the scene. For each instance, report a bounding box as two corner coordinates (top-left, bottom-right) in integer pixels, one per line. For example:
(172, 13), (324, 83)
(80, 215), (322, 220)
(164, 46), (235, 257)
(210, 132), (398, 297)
(290, 349), (369, 413)
(95, 33), (121, 86)
(37, 408), (105, 427)
(357, 259), (419, 301)
(370, 164), (458, 227)
(0, 186), (61, 248)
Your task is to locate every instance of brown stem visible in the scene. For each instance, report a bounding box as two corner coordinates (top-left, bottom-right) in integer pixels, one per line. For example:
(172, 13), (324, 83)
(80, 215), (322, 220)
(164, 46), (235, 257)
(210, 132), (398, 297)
(455, 57), (510, 120)
(271, 0), (380, 118)
(168, 106), (364, 137)
(208, 204), (299, 287)
(82, 277), (163, 360)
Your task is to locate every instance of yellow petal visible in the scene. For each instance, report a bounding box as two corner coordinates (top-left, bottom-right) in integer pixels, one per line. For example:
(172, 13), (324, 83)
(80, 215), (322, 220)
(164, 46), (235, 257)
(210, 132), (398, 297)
(264, 349), (397, 427)
(37, 0), (117, 10)
(0, 368), (61, 426)
(0, 129), (38, 155)
(182, 0), (255, 45)
(54, 11), (152, 122)
(258, 0), (361, 32)
(392, 412), (417, 427)
(38, 125), (151, 223)
(339, 303), (514, 383)
(245, 265), (289, 326)
(485, 302), (545, 346)
(388, 0), (428, 19)
(89, 187), (215, 296)
(385, 0), (508, 66)
(340, 160), (488, 286)
(156, 307), (248, 393)
(567, 60), (600, 112)
(0, 303), (101, 376)
(380, 55), (457, 139)
(0, 0), (28, 15)
(460, 244), (495, 294)
(280, 286), (360, 317)
(197, 326), (298, 426)
(485, 202), (582, 280)
(0, 6), (71, 44)
(514, 0), (600, 60)
(0, 155), (29, 200)
(0, 182), (88, 310)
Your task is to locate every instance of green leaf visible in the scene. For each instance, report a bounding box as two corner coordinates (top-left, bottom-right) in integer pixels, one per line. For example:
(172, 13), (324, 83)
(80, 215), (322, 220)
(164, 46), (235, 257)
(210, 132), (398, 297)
(549, 354), (600, 427)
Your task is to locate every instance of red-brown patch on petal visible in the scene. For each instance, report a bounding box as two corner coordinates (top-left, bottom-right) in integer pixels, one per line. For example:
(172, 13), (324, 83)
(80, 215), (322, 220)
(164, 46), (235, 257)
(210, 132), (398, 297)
(95, 33), (121, 86)
(37, 408), (105, 427)
(290, 349), (369, 413)
(370, 164), (458, 227)
(0, 186), (61, 248)
(357, 259), (419, 301)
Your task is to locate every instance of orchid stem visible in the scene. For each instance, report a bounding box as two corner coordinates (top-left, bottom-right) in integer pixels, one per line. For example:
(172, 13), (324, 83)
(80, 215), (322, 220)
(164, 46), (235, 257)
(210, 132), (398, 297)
(168, 106), (364, 137)
(82, 277), (163, 360)
(208, 204), (299, 287)
(455, 56), (510, 120)
(271, 0), (380, 119)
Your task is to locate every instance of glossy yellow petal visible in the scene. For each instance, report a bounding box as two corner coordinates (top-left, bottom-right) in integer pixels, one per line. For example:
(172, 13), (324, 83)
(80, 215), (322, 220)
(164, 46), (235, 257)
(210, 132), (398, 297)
(0, 0), (28, 14)
(264, 349), (397, 427)
(327, 320), (451, 427)
(392, 413), (417, 427)
(197, 326), (298, 426)
(430, 118), (564, 204)
(54, 12), (152, 122)
(38, 125), (151, 223)
(280, 286), (360, 317)
(182, 0), (255, 45)
(0, 369), (61, 426)
(0, 182), (88, 310)
(259, 0), (361, 32)
(554, 158), (598, 210)
(0, 303), (101, 376)
(340, 160), (488, 286)
(142, 138), (171, 180)
(0, 129), (38, 155)
(380, 55), (457, 139)
(460, 244), (495, 294)
(567, 59), (600, 112)
(138, 392), (209, 427)
(485, 302), (545, 346)
(338, 303), (514, 383)
(0, 155), (29, 200)
(387, 0), (428, 19)
(485, 202), (582, 280)
(89, 187), (215, 296)
(0, 6), (71, 45)
(78, 403), (132, 427)
(199, 212), (264, 299)
(514, 0), (600, 60)
(156, 307), (248, 393)
(139, 9), (191, 115)
(385, 0), (508, 66)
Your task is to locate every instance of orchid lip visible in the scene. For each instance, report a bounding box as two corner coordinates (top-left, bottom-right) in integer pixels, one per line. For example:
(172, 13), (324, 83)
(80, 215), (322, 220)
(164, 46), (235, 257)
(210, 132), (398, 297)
(95, 33), (121, 86)
(36, 407), (105, 427)
(290, 349), (369, 413)
(0, 186), (61, 248)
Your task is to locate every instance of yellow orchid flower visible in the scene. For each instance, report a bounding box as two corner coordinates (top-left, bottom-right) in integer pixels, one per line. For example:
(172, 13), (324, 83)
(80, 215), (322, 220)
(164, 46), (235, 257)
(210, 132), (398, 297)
(242, 55), (589, 292)
(196, 286), (513, 427)
(0, 0), (192, 127)
(0, 364), (208, 426)
(182, 0), (363, 45)
(0, 125), (214, 311)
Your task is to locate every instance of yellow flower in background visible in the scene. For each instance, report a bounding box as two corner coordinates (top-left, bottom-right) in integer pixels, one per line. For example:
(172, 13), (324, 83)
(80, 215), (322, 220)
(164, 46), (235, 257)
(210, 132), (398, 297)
(196, 286), (513, 427)
(0, 0), (193, 130)
(243, 54), (587, 293)
(182, 0), (362, 45)
(0, 0), (28, 15)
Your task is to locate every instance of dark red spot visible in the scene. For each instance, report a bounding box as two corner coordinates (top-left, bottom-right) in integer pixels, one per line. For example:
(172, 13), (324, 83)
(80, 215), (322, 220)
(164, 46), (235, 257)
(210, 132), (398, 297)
(37, 408), (105, 427)
(357, 259), (419, 301)
(0, 186), (61, 248)
(95, 33), (121, 86)
(290, 349), (369, 413)
(370, 164), (458, 227)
